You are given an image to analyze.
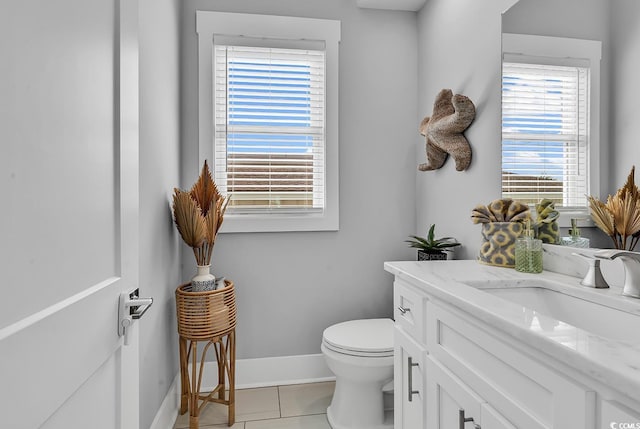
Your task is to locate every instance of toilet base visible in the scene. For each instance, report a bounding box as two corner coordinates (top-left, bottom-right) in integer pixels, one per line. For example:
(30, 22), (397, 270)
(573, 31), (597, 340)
(327, 407), (393, 429)
(324, 373), (393, 429)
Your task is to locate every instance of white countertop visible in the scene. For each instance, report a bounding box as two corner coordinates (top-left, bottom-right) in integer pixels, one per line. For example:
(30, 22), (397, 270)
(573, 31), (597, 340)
(384, 259), (640, 404)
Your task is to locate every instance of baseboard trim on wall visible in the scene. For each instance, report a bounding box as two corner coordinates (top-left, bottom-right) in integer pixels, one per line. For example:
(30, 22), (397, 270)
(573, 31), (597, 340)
(233, 353), (335, 389)
(149, 373), (180, 429)
(151, 353), (334, 429)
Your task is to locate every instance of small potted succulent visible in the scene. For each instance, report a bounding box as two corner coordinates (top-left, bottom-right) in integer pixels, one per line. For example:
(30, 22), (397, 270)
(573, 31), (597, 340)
(406, 224), (460, 261)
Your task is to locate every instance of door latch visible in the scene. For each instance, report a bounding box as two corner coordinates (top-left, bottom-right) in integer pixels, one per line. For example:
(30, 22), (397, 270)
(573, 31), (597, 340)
(118, 288), (153, 345)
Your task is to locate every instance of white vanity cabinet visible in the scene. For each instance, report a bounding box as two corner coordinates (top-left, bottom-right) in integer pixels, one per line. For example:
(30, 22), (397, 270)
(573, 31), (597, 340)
(392, 276), (597, 429)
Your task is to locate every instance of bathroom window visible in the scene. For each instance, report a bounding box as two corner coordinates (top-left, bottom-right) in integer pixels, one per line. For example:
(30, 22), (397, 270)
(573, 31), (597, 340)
(213, 45), (324, 214)
(501, 34), (601, 216)
(197, 12), (340, 232)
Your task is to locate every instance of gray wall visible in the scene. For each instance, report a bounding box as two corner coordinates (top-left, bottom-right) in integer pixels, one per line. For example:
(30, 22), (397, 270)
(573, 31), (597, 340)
(610, 0), (640, 187)
(502, 0), (610, 41)
(415, 0), (518, 260)
(139, 0), (182, 428)
(180, 0), (417, 359)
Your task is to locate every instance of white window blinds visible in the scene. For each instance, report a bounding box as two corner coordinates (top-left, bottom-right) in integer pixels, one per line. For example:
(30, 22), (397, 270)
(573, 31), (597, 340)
(502, 61), (589, 208)
(214, 44), (326, 214)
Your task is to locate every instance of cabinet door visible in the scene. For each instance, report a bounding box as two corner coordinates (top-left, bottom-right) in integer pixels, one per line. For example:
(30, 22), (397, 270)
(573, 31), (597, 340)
(394, 326), (426, 429)
(427, 356), (518, 429)
(600, 399), (640, 429)
(427, 356), (483, 428)
(481, 403), (517, 429)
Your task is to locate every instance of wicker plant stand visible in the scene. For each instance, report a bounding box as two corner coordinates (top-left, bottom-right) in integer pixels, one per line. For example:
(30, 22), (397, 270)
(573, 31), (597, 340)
(176, 280), (237, 428)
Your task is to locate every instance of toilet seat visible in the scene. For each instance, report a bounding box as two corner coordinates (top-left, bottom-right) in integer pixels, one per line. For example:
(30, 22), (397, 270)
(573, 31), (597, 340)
(322, 318), (394, 358)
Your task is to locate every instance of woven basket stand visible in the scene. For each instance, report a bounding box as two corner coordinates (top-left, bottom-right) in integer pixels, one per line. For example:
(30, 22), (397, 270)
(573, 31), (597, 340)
(176, 280), (237, 428)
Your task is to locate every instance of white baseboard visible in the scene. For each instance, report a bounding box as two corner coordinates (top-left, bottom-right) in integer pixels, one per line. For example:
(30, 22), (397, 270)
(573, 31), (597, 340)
(149, 373), (180, 429)
(150, 353), (334, 429)
(226, 353), (334, 389)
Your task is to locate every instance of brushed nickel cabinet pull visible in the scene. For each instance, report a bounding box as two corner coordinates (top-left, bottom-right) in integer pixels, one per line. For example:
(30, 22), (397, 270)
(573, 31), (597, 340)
(398, 306), (411, 315)
(459, 409), (481, 429)
(407, 357), (420, 402)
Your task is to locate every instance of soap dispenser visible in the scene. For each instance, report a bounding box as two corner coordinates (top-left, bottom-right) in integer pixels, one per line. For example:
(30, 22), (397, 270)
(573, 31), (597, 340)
(560, 218), (590, 248)
(515, 219), (543, 273)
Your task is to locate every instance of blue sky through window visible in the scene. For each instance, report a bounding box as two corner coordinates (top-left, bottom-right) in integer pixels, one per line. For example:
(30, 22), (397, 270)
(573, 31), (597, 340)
(227, 133), (313, 154)
(227, 60), (313, 154)
(502, 74), (567, 181)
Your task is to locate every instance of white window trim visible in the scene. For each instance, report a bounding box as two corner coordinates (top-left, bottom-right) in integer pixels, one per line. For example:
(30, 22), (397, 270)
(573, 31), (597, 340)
(502, 33), (601, 227)
(196, 11), (340, 233)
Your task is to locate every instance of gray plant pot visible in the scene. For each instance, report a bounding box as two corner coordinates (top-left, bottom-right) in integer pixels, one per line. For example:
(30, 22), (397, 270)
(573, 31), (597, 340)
(417, 250), (448, 261)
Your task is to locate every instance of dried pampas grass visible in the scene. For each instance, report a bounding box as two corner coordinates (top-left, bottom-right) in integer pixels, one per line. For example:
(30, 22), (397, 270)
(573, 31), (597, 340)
(173, 189), (207, 248)
(172, 160), (228, 266)
(588, 196), (615, 241)
(589, 166), (640, 250)
(190, 161), (220, 217)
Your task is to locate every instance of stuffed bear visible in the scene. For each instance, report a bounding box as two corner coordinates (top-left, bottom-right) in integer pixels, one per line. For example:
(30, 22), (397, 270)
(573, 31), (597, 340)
(419, 89), (476, 172)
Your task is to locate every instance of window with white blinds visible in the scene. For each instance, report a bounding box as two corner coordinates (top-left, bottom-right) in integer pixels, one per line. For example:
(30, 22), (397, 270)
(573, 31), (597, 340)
(214, 45), (325, 214)
(197, 12), (340, 232)
(502, 61), (589, 208)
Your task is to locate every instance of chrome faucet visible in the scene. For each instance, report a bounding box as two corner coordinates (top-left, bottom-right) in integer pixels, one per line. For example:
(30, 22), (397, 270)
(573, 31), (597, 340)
(572, 253), (610, 289)
(594, 249), (640, 299)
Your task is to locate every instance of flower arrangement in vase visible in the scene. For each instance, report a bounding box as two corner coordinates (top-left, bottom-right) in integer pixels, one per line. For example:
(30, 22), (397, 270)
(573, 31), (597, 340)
(172, 160), (229, 291)
(588, 166), (640, 251)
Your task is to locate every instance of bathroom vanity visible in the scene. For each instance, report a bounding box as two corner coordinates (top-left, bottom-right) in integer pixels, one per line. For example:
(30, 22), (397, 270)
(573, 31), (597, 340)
(385, 259), (640, 429)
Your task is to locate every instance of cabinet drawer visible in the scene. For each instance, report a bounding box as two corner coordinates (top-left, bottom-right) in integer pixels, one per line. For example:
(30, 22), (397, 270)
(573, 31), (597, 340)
(394, 279), (426, 342)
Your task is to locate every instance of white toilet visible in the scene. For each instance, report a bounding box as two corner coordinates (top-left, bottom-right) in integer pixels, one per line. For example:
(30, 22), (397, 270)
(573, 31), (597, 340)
(321, 318), (394, 429)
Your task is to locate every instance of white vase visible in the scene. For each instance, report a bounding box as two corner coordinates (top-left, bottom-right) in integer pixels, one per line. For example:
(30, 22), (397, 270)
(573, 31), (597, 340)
(191, 264), (216, 292)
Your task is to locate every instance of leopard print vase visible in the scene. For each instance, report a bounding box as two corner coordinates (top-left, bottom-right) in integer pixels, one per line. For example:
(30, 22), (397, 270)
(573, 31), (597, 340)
(536, 222), (560, 244)
(478, 222), (523, 267)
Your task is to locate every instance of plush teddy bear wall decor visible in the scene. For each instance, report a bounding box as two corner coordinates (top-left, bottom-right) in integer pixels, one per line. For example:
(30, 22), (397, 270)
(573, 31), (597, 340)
(418, 88), (476, 172)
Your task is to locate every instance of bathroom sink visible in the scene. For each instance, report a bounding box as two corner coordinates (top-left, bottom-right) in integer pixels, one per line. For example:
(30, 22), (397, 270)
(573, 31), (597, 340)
(465, 279), (640, 342)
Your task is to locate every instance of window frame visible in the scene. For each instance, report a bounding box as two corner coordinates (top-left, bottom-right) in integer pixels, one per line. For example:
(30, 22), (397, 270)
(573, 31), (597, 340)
(196, 11), (340, 233)
(502, 33), (602, 226)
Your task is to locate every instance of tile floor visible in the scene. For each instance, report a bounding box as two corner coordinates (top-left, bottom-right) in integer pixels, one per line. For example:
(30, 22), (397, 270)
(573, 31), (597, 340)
(173, 381), (335, 429)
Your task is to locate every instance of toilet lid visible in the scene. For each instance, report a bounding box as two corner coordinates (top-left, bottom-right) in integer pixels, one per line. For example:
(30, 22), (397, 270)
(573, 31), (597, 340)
(323, 319), (394, 356)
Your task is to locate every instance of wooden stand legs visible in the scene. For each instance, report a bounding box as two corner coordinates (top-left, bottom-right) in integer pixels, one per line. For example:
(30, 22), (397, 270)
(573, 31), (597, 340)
(179, 331), (236, 428)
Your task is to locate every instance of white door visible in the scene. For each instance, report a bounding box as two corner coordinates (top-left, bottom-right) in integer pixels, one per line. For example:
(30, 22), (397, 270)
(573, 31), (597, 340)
(0, 1), (141, 428)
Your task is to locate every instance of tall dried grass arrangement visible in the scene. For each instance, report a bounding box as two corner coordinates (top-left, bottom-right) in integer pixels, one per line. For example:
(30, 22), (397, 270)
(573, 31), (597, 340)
(172, 160), (229, 266)
(588, 166), (640, 250)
